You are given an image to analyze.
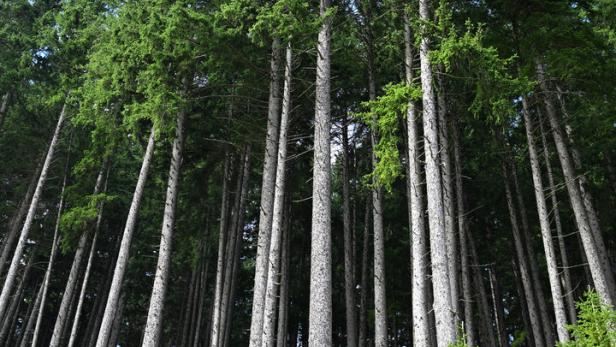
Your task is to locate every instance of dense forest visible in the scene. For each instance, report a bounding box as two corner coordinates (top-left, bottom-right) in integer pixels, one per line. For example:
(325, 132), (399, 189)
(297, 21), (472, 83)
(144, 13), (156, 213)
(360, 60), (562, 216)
(1, 0), (615, 346)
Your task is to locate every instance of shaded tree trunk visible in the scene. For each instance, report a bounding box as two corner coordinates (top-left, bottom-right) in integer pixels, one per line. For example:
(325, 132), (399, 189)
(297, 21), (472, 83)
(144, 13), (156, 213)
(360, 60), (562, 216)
(0, 251), (34, 344)
(308, 0), (333, 345)
(248, 37), (283, 347)
(488, 266), (508, 347)
(468, 234), (497, 347)
(19, 281), (43, 347)
(276, 211), (291, 347)
(418, 0), (456, 344)
(95, 127), (156, 347)
(0, 92), (8, 130)
(358, 200), (370, 347)
(521, 95), (569, 342)
(0, 103), (67, 321)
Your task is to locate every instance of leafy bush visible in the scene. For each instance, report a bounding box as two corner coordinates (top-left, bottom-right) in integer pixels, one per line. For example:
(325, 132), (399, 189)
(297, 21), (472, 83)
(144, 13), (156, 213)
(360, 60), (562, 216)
(558, 290), (616, 347)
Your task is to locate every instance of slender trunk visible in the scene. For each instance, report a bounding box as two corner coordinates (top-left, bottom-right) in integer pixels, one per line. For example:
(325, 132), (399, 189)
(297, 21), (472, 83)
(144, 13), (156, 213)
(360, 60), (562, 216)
(521, 95), (570, 342)
(309, 0), (333, 345)
(437, 75), (458, 318)
(0, 92), (8, 130)
(0, 103), (67, 321)
(51, 164), (107, 347)
(358, 200), (370, 347)
(512, 259), (535, 347)
(537, 62), (615, 306)
(0, 152), (43, 280)
(276, 213), (291, 347)
(452, 123), (474, 346)
(511, 164), (555, 347)
(488, 266), (508, 347)
(248, 37), (283, 347)
(0, 251), (34, 344)
(193, 251), (210, 347)
(468, 235), (497, 347)
(210, 153), (233, 347)
(342, 113), (357, 346)
(262, 44), (293, 347)
(142, 110), (187, 346)
(418, 0), (456, 344)
(180, 261), (198, 347)
(68, 165), (110, 347)
(538, 115), (577, 324)
(404, 14), (429, 346)
(96, 127), (156, 347)
(107, 292), (125, 347)
(19, 282), (43, 347)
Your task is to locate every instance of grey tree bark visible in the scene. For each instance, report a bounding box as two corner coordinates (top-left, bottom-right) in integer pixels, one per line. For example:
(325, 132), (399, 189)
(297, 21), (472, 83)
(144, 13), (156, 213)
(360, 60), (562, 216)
(0, 251), (34, 344)
(95, 127), (156, 347)
(0, 152), (42, 280)
(342, 113), (357, 347)
(521, 95), (570, 342)
(0, 92), (8, 130)
(538, 114), (577, 324)
(309, 0), (333, 344)
(107, 291), (125, 347)
(488, 266), (508, 347)
(262, 43), (293, 347)
(51, 163), (107, 347)
(536, 63), (616, 306)
(418, 0), (456, 345)
(358, 201), (370, 347)
(276, 214), (291, 347)
(452, 122), (475, 346)
(468, 235), (497, 347)
(404, 14), (430, 346)
(210, 153), (233, 347)
(18, 282), (43, 347)
(142, 110), (187, 347)
(0, 103), (66, 322)
(248, 38), (283, 347)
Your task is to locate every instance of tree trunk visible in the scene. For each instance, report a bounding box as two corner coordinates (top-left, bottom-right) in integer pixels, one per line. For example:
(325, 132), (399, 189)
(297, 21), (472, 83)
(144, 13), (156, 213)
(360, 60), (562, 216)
(95, 127), (156, 347)
(107, 291), (125, 347)
(262, 43), (293, 347)
(536, 62), (615, 306)
(404, 14), (429, 346)
(512, 259), (535, 347)
(0, 152), (43, 280)
(342, 112), (357, 346)
(142, 110), (187, 346)
(51, 163), (107, 347)
(309, 0), (333, 345)
(19, 281), (43, 347)
(193, 250), (210, 347)
(538, 114), (577, 324)
(437, 75), (459, 319)
(468, 234), (497, 347)
(358, 200), (370, 347)
(0, 251), (34, 344)
(521, 95), (570, 342)
(418, 1), (456, 345)
(0, 92), (9, 130)
(452, 122), (475, 346)
(488, 266), (508, 347)
(276, 211), (291, 347)
(0, 103), (67, 321)
(511, 162), (555, 347)
(248, 37), (283, 347)
(180, 257), (199, 347)
(210, 152), (233, 347)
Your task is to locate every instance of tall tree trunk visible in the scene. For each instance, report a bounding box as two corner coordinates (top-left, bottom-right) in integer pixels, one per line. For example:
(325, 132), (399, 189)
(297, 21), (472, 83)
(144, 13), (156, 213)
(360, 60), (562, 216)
(538, 114), (577, 324)
(309, 0), (333, 345)
(248, 37), (283, 347)
(0, 103), (67, 321)
(536, 62), (615, 306)
(502, 161), (545, 347)
(32, 150), (71, 347)
(0, 251), (34, 344)
(512, 259), (535, 347)
(68, 165), (111, 347)
(521, 95), (570, 342)
(0, 92), (9, 130)
(142, 110), (187, 347)
(418, 1), (456, 345)
(342, 113), (357, 346)
(107, 291), (125, 347)
(210, 153), (233, 347)
(0, 152), (43, 280)
(358, 200), (370, 347)
(51, 163), (107, 347)
(452, 122), (475, 346)
(468, 235), (497, 347)
(276, 212), (291, 347)
(193, 250), (210, 347)
(180, 264), (198, 347)
(19, 282), (43, 347)
(404, 14), (429, 346)
(511, 163), (555, 347)
(95, 127), (156, 347)
(488, 266), (508, 347)
(262, 43), (293, 347)
(437, 75), (459, 318)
